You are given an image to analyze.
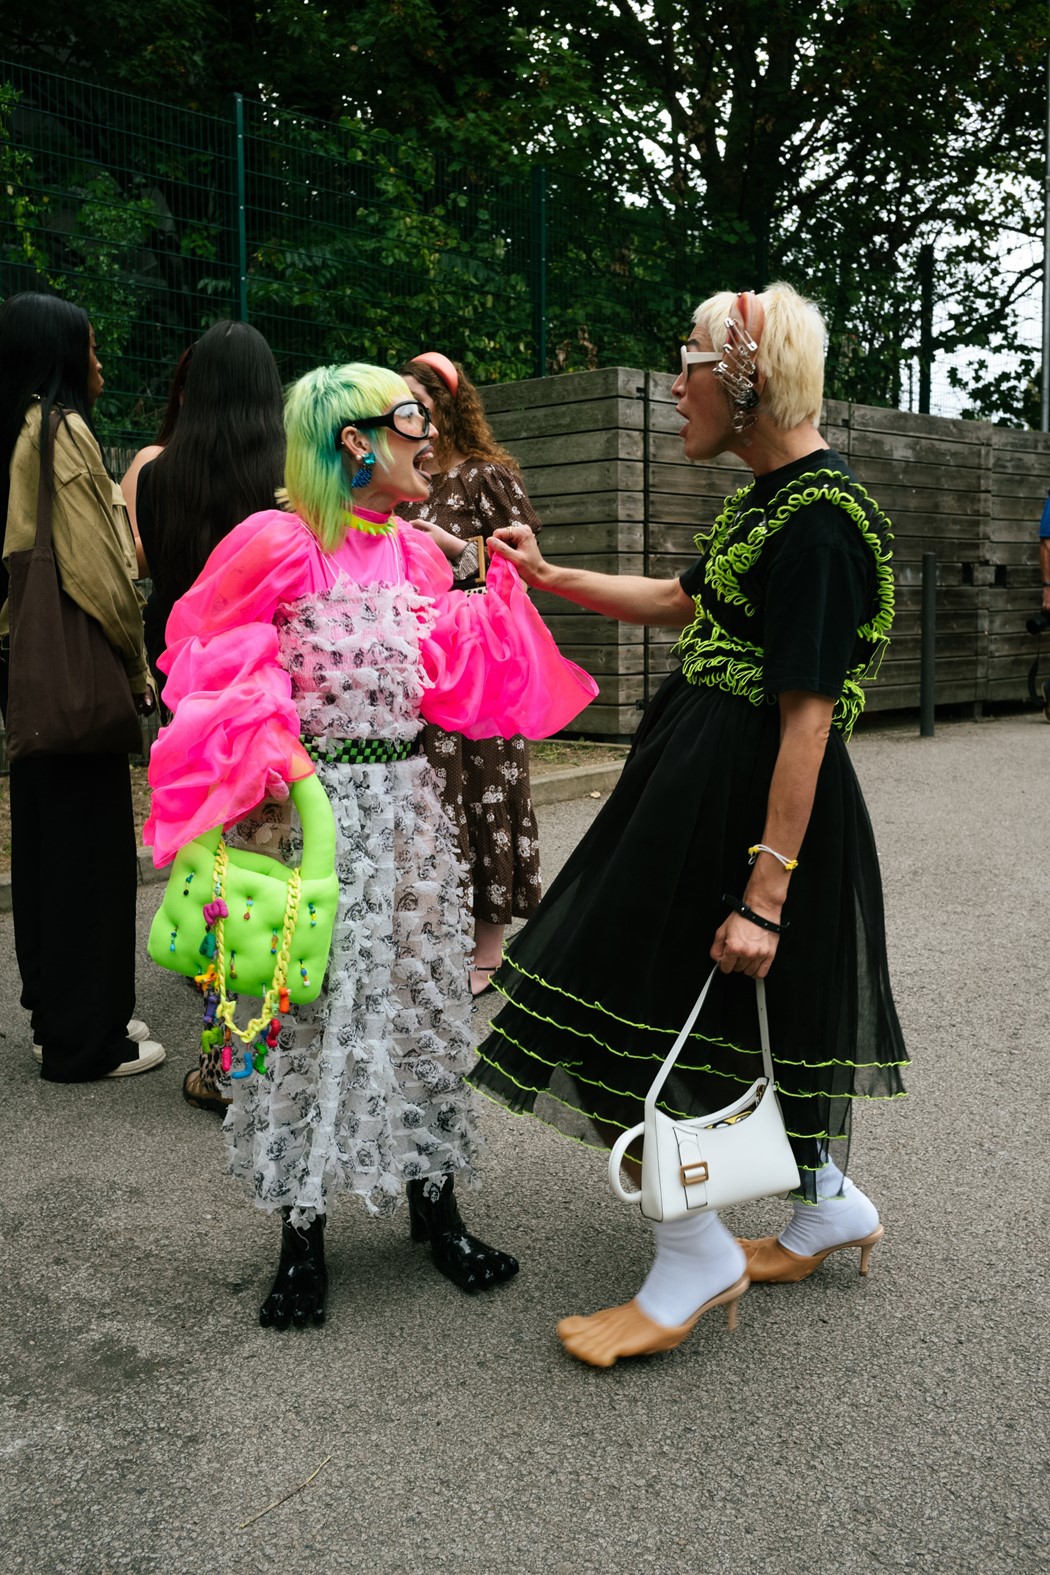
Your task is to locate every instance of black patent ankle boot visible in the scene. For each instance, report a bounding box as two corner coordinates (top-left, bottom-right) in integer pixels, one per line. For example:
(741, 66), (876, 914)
(406, 1176), (519, 1294)
(259, 1210), (328, 1329)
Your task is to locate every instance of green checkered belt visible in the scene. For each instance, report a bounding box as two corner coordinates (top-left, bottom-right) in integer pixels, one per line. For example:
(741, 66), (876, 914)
(300, 732), (422, 765)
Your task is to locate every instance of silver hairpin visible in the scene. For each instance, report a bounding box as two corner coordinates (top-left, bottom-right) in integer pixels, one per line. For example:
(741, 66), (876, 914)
(714, 314), (761, 433)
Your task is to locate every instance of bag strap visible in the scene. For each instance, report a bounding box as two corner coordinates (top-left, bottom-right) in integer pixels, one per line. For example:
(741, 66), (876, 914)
(33, 409), (63, 552)
(644, 966), (774, 1117)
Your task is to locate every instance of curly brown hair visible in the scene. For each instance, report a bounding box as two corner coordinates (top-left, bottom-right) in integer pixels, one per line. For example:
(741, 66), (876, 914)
(400, 357), (522, 474)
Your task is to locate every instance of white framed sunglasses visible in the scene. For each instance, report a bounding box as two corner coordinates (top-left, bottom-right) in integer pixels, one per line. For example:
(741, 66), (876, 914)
(680, 345), (721, 375)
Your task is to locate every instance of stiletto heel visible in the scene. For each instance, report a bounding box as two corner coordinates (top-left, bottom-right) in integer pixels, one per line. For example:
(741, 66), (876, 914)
(858, 1234), (879, 1275)
(556, 1274), (749, 1368)
(739, 1225), (885, 1284)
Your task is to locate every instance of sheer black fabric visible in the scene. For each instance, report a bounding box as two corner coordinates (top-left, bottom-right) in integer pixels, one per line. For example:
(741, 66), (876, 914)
(472, 450), (907, 1200)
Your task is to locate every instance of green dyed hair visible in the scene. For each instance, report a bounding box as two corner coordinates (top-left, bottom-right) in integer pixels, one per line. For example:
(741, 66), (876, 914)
(284, 362), (410, 549)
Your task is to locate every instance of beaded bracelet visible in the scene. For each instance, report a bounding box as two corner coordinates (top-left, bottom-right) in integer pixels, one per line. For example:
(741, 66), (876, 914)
(748, 843), (799, 872)
(722, 893), (789, 935)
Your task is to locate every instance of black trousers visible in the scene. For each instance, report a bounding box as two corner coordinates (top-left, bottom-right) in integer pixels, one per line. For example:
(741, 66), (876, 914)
(10, 751), (139, 1080)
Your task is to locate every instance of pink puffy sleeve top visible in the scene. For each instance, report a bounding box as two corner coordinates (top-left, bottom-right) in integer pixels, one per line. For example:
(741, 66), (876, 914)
(144, 509), (597, 865)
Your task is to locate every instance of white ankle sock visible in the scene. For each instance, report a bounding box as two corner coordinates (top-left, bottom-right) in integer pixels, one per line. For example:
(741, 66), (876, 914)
(779, 1163), (880, 1256)
(635, 1210), (746, 1328)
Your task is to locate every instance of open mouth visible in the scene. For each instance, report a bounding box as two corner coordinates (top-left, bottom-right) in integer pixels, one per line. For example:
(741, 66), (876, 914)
(413, 445), (434, 475)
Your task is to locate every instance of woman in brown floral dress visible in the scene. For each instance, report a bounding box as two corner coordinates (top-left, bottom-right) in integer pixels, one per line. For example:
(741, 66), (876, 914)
(399, 353), (543, 997)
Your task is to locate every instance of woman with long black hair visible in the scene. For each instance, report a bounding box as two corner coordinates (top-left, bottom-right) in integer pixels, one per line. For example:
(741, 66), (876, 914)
(120, 341), (194, 572)
(132, 319), (286, 1111)
(0, 291), (163, 1081)
(133, 320), (285, 687)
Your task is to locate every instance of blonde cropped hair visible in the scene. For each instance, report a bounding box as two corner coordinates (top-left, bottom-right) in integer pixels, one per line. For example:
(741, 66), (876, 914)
(692, 281), (826, 431)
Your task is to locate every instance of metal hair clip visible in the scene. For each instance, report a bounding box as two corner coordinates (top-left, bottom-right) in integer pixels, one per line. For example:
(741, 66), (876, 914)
(715, 314), (761, 433)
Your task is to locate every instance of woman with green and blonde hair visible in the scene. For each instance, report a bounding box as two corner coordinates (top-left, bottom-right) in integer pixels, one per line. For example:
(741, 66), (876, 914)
(145, 361), (596, 1330)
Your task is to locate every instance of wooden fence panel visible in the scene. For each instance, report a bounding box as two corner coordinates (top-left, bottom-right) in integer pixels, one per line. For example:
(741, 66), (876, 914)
(482, 371), (1050, 737)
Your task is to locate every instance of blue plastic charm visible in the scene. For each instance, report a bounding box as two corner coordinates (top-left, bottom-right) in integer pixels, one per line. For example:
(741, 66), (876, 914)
(230, 1050), (254, 1080)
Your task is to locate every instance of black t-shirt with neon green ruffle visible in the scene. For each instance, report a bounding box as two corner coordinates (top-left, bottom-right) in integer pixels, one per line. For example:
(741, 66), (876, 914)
(679, 450), (882, 705)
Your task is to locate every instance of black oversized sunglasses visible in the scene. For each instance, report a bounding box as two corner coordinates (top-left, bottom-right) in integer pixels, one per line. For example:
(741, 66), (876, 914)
(334, 400), (431, 448)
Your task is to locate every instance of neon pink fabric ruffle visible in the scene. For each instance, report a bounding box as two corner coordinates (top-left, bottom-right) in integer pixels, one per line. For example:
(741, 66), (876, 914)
(419, 551), (596, 737)
(144, 510), (597, 866)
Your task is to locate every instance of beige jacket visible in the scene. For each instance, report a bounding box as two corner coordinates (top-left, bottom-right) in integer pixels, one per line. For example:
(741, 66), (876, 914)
(2, 402), (150, 693)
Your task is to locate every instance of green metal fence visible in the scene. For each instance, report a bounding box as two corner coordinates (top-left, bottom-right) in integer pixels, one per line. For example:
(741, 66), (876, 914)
(0, 59), (702, 447)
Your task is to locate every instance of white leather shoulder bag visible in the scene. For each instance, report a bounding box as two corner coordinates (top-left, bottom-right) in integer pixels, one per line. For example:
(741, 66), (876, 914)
(608, 967), (800, 1221)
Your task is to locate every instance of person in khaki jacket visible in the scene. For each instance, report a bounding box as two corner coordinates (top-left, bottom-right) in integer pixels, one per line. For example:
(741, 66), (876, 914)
(0, 292), (165, 1080)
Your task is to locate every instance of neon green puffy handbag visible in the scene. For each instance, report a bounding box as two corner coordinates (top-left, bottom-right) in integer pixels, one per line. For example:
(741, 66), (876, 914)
(147, 774), (339, 1075)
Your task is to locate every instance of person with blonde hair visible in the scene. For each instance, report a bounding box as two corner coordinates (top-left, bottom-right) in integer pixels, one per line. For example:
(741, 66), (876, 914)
(473, 281), (907, 1367)
(145, 361), (596, 1330)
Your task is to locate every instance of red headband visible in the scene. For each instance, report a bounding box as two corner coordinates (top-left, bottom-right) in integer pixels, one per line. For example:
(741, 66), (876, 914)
(411, 351), (459, 398)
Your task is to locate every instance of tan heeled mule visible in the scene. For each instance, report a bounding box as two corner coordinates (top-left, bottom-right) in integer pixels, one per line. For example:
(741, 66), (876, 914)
(738, 1225), (884, 1284)
(555, 1274), (750, 1369)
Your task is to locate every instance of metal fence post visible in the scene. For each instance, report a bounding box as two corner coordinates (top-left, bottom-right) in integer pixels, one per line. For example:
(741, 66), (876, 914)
(228, 92), (249, 322)
(530, 165), (547, 380)
(920, 551), (937, 736)
(918, 245), (934, 415)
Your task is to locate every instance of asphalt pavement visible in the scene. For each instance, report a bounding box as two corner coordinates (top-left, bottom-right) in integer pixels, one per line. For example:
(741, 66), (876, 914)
(0, 712), (1047, 1575)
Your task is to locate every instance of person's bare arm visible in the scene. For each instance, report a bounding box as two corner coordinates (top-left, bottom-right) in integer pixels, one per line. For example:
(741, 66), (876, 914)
(711, 690), (836, 978)
(120, 444), (161, 575)
(410, 516), (471, 562)
(489, 524), (695, 627)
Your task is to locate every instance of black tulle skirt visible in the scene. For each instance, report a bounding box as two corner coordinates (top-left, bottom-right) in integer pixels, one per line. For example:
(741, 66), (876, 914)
(471, 670), (908, 1200)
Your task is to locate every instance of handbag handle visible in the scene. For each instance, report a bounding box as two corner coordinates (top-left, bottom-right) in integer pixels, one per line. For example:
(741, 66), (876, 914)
(646, 966), (772, 1116)
(192, 771), (335, 879)
(608, 968), (774, 1203)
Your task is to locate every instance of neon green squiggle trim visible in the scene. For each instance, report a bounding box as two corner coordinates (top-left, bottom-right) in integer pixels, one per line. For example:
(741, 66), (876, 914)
(473, 1044), (858, 1150)
(496, 954), (755, 1053)
(489, 990), (907, 1094)
(674, 469), (896, 738)
(480, 1007), (907, 1113)
(492, 958), (909, 1078)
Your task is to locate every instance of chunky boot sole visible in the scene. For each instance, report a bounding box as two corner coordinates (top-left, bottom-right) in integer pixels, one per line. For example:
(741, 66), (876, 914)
(407, 1178), (519, 1294)
(259, 1214), (329, 1329)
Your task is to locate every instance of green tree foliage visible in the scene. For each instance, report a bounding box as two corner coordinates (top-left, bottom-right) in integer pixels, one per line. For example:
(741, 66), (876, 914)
(514, 0), (1049, 412)
(1, 0), (1047, 423)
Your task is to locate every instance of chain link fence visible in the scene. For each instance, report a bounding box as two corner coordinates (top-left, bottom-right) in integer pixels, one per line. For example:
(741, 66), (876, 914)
(2, 57), (990, 447)
(1, 60), (707, 447)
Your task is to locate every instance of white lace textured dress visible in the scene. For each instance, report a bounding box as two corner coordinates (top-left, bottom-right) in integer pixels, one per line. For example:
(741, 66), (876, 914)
(225, 577), (476, 1223)
(145, 508), (598, 1228)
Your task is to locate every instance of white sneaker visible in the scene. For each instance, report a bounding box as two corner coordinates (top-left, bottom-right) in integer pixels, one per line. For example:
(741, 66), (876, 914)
(104, 1040), (166, 1077)
(33, 1019), (158, 1064)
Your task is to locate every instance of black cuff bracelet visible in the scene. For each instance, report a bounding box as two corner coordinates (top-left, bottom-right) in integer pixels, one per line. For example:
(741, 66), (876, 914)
(722, 893), (788, 935)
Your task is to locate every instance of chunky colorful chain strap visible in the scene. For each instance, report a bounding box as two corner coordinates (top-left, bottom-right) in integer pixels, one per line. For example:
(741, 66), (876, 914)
(196, 838), (303, 1079)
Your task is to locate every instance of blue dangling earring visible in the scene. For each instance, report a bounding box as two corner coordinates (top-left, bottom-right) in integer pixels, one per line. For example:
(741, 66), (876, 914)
(350, 451), (375, 489)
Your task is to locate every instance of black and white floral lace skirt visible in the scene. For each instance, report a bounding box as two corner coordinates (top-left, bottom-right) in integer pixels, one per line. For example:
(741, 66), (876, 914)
(224, 754), (478, 1226)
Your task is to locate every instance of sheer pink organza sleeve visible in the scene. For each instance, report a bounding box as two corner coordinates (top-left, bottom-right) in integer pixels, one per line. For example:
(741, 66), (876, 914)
(144, 512), (322, 866)
(399, 526), (598, 738)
